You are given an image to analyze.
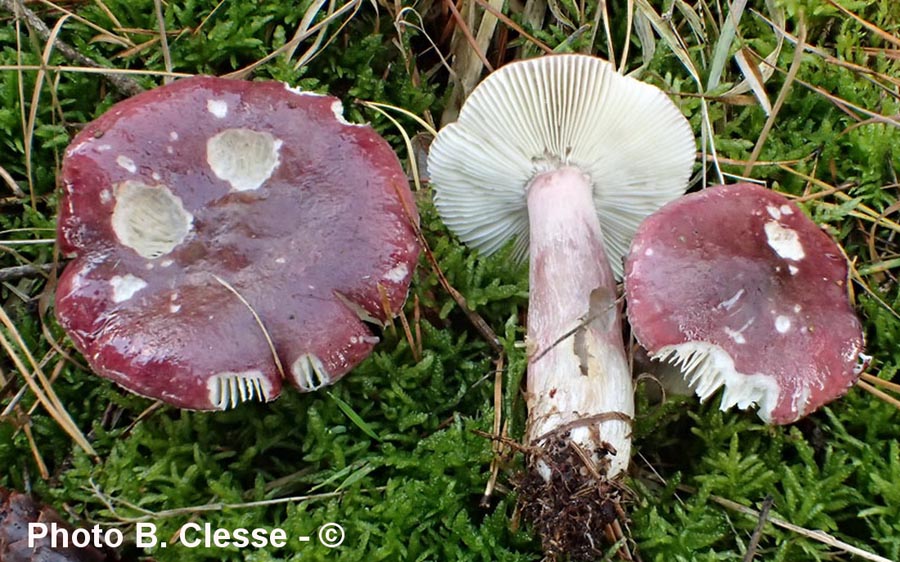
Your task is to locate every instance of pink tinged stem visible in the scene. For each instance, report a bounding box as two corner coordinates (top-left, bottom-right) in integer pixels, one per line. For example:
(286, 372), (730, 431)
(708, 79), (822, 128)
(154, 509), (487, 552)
(525, 167), (634, 479)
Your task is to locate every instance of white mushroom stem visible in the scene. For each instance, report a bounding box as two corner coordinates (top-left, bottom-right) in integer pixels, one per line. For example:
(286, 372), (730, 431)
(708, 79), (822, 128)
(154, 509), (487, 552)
(525, 167), (634, 480)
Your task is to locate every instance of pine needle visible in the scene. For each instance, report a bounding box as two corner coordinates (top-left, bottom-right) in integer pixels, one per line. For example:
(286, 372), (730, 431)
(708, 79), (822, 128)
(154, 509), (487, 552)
(0, 305), (96, 458)
(212, 274), (285, 380)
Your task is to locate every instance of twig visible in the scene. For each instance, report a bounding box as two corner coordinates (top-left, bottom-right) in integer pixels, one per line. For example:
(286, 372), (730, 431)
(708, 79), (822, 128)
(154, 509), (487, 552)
(857, 380), (900, 411)
(92, 480), (387, 523)
(742, 495), (773, 562)
(212, 274), (285, 379)
(403, 207), (502, 353)
(120, 401), (164, 438)
(152, 0), (173, 84)
(0, 0), (144, 97)
(618, 0), (634, 72)
(31, 0), (133, 46)
(223, 0), (361, 79)
(0, 305), (97, 459)
(442, 0), (493, 73)
(641, 469), (891, 562)
(471, 0), (552, 54)
(0, 263), (53, 282)
(481, 356), (506, 507)
(823, 0), (900, 49)
(860, 372), (900, 394)
(396, 302), (420, 362)
(439, 0), (498, 125)
(529, 294), (623, 366)
(709, 493), (892, 562)
(0, 369), (49, 479)
(365, 104), (501, 353)
(743, 21), (806, 177)
(0, 164), (24, 197)
(0, 64), (189, 78)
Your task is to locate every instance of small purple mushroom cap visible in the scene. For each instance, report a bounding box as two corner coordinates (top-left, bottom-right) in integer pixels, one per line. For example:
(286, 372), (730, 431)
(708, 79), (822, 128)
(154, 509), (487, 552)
(625, 183), (864, 424)
(55, 77), (420, 410)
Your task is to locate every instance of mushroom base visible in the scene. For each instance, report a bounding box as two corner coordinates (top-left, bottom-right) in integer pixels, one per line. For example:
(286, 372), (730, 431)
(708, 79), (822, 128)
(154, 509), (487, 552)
(517, 430), (626, 562)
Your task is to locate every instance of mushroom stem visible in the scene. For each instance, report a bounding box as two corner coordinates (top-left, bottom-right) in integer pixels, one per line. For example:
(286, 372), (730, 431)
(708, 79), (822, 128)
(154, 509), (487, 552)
(525, 166), (634, 480)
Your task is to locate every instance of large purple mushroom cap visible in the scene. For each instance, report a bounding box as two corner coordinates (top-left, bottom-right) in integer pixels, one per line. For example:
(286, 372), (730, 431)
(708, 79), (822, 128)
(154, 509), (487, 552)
(55, 76), (419, 410)
(625, 183), (864, 424)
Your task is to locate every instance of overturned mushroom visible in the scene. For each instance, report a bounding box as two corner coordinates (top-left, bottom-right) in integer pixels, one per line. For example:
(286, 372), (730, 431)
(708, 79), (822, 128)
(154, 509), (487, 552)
(56, 77), (419, 410)
(427, 54), (694, 556)
(625, 183), (865, 423)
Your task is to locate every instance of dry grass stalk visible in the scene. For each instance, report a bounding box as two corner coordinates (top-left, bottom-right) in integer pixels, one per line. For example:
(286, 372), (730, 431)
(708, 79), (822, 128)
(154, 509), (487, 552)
(1, 0), (143, 95)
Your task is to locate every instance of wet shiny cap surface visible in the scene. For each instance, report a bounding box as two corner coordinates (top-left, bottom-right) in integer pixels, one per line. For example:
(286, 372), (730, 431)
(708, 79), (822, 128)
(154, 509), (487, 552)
(56, 77), (420, 410)
(625, 183), (864, 424)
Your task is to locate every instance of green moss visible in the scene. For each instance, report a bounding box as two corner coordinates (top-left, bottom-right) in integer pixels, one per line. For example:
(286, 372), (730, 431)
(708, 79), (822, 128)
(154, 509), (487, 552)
(1, 1), (899, 561)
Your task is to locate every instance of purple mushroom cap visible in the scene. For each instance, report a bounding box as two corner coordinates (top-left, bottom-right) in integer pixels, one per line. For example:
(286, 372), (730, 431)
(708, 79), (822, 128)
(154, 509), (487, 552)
(56, 76), (420, 410)
(625, 183), (864, 424)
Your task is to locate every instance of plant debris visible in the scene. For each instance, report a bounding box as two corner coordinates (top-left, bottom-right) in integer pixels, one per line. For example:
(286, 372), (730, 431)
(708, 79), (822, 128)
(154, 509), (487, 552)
(517, 431), (627, 561)
(0, 487), (113, 562)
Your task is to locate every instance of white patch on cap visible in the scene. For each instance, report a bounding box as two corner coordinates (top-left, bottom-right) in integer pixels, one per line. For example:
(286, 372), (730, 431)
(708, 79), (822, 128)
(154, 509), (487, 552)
(169, 303), (181, 313)
(116, 155), (137, 174)
(207, 99), (228, 118)
(97, 144), (112, 152)
(718, 288), (745, 311)
(166, 146), (174, 154)
(854, 352), (871, 374)
(384, 262), (409, 283)
(654, 342), (781, 422)
(331, 100), (354, 126)
(207, 128), (282, 192)
(349, 335), (380, 346)
(780, 205), (793, 215)
(67, 256), (100, 291)
(724, 327), (746, 344)
(775, 315), (791, 333)
(275, 257), (286, 264)
(282, 84), (362, 127)
(169, 131), (179, 141)
(793, 304), (802, 313)
(842, 344), (860, 364)
(284, 83), (308, 96)
(766, 205), (782, 219)
(644, 248), (654, 257)
(788, 265), (799, 275)
(111, 180), (193, 259)
(790, 383), (812, 417)
(333, 292), (382, 326)
(723, 318), (753, 344)
(291, 354), (331, 392)
(207, 370), (274, 410)
(110, 274), (147, 303)
(99, 189), (112, 204)
(764, 221), (805, 261)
